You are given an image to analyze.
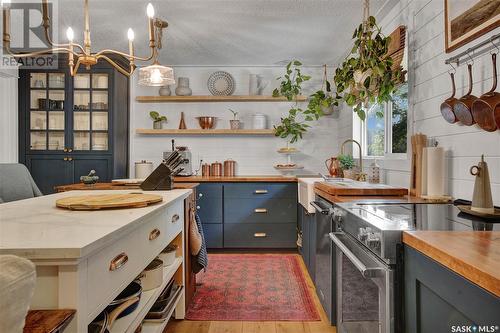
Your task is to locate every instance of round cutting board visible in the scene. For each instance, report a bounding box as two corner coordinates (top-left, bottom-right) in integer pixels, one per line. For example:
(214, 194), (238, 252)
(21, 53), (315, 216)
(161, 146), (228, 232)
(56, 193), (163, 210)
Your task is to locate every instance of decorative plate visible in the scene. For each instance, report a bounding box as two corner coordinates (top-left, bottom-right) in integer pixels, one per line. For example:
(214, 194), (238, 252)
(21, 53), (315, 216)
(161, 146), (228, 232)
(207, 71), (235, 96)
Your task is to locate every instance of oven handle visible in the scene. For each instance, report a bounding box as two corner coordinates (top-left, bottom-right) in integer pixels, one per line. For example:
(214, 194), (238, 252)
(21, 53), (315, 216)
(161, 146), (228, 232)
(310, 201), (331, 215)
(329, 232), (384, 278)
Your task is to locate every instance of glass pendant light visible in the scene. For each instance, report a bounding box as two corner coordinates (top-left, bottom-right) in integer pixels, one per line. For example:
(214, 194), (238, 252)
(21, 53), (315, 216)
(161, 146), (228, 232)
(138, 61), (175, 86)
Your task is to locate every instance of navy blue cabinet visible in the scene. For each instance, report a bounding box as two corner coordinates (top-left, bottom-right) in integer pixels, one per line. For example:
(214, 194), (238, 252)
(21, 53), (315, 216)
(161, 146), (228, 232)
(405, 245), (500, 332)
(196, 182), (297, 249)
(299, 205), (316, 280)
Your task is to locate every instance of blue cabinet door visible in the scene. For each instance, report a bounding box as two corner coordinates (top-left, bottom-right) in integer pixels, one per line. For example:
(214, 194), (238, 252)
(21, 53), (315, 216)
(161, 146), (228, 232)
(224, 183), (297, 198)
(224, 197), (297, 224)
(26, 155), (73, 194)
(300, 206), (310, 268)
(202, 223), (223, 249)
(196, 183), (223, 224)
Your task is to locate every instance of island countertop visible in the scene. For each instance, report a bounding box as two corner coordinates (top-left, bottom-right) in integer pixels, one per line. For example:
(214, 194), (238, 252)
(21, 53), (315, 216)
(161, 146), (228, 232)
(403, 231), (500, 297)
(173, 175), (298, 182)
(0, 189), (192, 260)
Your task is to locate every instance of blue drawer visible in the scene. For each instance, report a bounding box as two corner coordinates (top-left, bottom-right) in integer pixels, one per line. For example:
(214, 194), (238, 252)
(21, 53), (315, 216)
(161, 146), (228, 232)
(202, 223), (223, 248)
(224, 197), (297, 224)
(197, 184), (223, 224)
(224, 183), (297, 199)
(224, 223), (297, 248)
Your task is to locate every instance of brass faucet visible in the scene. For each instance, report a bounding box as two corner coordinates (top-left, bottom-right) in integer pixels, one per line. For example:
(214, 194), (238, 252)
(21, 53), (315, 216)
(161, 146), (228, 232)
(340, 139), (366, 181)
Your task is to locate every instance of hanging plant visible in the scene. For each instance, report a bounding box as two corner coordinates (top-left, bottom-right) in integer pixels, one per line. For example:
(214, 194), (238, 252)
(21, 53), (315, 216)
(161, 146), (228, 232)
(273, 60), (317, 144)
(334, 14), (404, 120)
(307, 65), (341, 117)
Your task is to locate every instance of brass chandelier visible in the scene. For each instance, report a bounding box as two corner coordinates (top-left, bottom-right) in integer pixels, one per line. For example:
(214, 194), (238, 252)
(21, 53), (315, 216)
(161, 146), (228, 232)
(1, 0), (175, 86)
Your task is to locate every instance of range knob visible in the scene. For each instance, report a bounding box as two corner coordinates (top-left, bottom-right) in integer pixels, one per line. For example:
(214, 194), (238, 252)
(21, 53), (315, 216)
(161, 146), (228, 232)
(366, 232), (381, 251)
(358, 227), (368, 242)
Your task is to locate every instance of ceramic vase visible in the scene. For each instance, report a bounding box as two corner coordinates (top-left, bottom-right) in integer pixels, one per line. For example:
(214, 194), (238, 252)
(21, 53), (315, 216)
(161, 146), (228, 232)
(153, 121), (162, 129)
(175, 77), (192, 96)
(230, 120), (241, 130)
(159, 85), (171, 96)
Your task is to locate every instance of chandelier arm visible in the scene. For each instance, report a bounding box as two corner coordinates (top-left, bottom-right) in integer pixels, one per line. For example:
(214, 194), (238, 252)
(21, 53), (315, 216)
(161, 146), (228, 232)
(3, 45), (81, 58)
(94, 46), (155, 62)
(42, 26), (86, 54)
(97, 54), (134, 77)
(69, 57), (83, 76)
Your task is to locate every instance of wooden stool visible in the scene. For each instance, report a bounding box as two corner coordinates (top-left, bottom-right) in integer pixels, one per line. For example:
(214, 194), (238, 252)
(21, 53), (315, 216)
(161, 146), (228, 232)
(24, 310), (76, 333)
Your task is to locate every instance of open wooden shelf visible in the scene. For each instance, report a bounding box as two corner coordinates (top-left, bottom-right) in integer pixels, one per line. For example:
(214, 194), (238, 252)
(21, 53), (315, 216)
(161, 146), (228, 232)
(135, 95), (307, 103)
(136, 129), (275, 136)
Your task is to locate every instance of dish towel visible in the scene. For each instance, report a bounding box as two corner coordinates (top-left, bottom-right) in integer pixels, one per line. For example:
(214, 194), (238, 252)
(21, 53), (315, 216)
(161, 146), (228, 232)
(192, 214), (208, 274)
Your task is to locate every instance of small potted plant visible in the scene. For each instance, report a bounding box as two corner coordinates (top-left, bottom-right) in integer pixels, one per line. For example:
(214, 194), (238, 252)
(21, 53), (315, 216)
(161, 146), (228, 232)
(307, 65), (340, 117)
(338, 154), (356, 179)
(150, 111), (167, 129)
(229, 109), (241, 130)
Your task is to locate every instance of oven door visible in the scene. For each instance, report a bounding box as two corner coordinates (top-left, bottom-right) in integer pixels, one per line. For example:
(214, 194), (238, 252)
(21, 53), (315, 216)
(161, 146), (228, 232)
(330, 232), (394, 333)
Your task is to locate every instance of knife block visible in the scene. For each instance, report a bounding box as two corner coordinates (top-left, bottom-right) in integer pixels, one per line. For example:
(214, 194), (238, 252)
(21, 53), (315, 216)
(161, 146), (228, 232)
(140, 163), (174, 191)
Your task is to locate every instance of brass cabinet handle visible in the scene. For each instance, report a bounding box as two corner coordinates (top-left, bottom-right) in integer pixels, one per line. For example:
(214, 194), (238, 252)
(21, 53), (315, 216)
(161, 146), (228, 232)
(63, 157), (68, 161)
(254, 208), (268, 213)
(171, 214), (180, 223)
(68, 157), (73, 161)
(68, 148), (73, 152)
(254, 232), (267, 238)
(63, 148), (68, 152)
(109, 252), (128, 271)
(254, 189), (268, 194)
(149, 228), (161, 240)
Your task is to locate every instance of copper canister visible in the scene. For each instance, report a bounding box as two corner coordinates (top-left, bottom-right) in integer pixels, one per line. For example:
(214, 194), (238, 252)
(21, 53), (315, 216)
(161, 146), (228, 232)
(224, 159), (236, 177)
(211, 162), (223, 177)
(201, 163), (211, 177)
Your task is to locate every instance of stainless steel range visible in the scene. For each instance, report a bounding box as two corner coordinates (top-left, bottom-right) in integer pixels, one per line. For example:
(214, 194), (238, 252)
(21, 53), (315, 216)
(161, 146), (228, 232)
(330, 202), (499, 333)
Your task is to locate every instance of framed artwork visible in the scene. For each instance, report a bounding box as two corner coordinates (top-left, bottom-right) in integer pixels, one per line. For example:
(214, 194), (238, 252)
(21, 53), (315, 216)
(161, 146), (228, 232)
(444, 0), (500, 53)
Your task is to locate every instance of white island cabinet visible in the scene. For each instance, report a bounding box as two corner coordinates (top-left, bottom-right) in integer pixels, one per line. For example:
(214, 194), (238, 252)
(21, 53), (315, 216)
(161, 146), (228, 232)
(0, 189), (191, 333)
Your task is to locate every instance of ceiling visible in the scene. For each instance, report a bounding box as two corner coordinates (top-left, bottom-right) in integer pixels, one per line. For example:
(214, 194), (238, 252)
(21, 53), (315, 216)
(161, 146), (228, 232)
(57, 0), (389, 66)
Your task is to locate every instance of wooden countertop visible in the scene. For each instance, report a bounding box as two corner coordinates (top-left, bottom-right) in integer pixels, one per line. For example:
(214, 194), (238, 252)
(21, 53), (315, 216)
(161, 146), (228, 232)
(314, 187), (440, 204)
(403, 231), (500, 297)
(55, 182), (198, 192)
(314, 181), (408, 199)
(173, 176), (297, 183)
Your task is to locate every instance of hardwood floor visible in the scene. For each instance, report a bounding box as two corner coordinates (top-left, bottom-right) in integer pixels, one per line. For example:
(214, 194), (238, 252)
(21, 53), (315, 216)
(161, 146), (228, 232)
(165, 253), (336, 333)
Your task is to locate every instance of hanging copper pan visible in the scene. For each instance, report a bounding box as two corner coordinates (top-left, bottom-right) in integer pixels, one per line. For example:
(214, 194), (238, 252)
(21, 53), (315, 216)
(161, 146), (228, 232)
(471, 53), (499, 132)
(454, 63), (477, 126)
(440, 72), (459, 124)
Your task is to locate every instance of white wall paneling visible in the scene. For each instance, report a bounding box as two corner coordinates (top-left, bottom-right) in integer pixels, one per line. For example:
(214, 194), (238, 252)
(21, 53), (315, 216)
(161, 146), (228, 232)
(0, 67), (19, 163)
(130, 66), (344, 176)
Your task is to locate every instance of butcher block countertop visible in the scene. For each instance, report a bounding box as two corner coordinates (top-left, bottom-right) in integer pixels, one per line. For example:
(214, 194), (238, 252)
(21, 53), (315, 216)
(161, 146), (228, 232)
(55, 182), (198, 192)
(314, 180), (408, 197)
(173, 175), (298, 182)
(403, 231), (500, 297)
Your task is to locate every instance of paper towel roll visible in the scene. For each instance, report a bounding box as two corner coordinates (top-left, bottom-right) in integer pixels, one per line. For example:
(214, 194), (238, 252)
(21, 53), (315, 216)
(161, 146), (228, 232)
(426, 147), (445, 197)
(135, 161), (153, 179)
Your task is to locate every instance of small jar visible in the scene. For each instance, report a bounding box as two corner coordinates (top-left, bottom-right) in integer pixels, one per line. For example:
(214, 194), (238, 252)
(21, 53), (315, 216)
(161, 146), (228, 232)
(252, 113), (267, 129)
(224, 159), (236, 177)
(211, 162), (223, 177)
(202, 163), (211, 177)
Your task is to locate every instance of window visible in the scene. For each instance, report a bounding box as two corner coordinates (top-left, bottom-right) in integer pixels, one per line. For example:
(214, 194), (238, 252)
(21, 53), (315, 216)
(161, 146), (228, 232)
(355, 83), (408, 158)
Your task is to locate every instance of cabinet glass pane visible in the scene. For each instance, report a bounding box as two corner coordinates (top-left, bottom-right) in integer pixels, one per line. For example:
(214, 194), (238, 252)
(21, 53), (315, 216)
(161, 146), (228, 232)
(74, 132), (90, 151)
(48, 73), (65, 88)
(30, 73), (46, 88)
(30, 132), (46, 150)
(92, 112), (108, 130)
(48, 132), (64, 150)
(31, 90), (46, 109)
(92, 73), (108, 89)
(30, 111), (47, 130)
(48, 90), (65, 110)
(48, 111), (65, 130)
(92, 132), (108, 151)
(74, 74), (90, 89)
(92, 91), (108, 110)
(74, 112), (90, 130)
(74, 91), (90, 110)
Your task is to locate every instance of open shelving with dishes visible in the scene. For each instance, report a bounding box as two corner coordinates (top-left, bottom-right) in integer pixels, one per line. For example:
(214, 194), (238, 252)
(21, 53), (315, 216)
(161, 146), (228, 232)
(135, 129), (275, 135)
(135, 95), (308, 103)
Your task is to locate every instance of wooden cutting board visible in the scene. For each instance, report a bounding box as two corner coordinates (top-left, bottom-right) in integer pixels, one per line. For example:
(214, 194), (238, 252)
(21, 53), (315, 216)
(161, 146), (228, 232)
(315, 181), (408, 196)
(56, 193), (163, 210)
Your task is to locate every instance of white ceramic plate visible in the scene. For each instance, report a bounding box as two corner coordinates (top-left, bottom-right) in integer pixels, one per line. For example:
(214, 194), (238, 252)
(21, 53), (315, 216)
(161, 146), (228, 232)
(207, 71), (235, 96)
(111, 178), (144, 185)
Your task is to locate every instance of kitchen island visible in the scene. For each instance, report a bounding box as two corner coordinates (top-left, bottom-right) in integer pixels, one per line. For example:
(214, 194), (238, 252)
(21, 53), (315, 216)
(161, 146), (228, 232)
(0, 189), (191, 333)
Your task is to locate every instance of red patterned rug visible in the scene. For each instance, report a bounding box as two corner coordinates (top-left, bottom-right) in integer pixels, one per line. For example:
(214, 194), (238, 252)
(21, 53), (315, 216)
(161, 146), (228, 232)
(185, 254), (320, 321)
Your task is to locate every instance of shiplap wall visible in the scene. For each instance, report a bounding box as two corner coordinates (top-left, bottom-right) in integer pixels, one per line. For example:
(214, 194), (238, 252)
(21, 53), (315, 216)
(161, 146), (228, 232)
(130, 66), (343, 176)
(0, 67), (19, 163)
(342, 0), (500, 204)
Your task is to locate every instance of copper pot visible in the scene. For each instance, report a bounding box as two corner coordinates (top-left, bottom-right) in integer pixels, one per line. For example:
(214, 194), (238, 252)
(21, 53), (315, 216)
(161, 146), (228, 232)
(196, 116), (217, 129)
(211, 162), (223, 177)
(454, 63), (477, 126)
(201, 163), (211, 177)
(224, 159), (236, 177)
(472, 53), (499, 132)
(440, 72), (459, 124)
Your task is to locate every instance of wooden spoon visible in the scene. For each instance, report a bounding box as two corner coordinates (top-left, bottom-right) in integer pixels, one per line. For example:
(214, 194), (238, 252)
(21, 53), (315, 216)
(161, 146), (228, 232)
(471, 53), (499, 132)
(454, 63), (477, 126)
(440, 72), (459, 123)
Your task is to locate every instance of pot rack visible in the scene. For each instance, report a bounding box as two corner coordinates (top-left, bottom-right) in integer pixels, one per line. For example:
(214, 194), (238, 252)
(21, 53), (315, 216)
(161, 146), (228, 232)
(445, 33), (500, 66)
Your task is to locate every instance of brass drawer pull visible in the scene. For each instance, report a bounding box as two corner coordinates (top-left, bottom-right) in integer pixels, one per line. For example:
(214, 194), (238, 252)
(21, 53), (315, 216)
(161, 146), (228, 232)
(254, 232), (267, 238)
(149, 228), (161, 240)
(254, 208), (268, 213)
(254, 189), (268, 194)
(109, 252), (128, 271)
(171, 214), (180, 223)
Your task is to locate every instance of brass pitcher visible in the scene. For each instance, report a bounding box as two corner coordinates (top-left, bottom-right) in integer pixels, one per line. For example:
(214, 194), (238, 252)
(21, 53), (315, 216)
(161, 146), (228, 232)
(470, 155), (494, 214)
(325, 157), (340, 177)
